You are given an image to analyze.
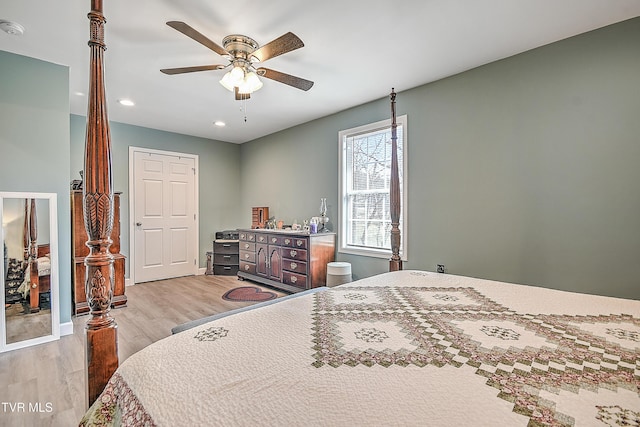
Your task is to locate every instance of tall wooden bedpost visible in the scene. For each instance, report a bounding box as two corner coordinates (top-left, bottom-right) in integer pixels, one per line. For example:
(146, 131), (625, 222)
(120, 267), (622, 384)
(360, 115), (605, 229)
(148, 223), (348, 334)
(23, 200), (29, 261)
(389, 89), (403, 271)
(28, 199), (40, 313)
(84, 0), (118, 407)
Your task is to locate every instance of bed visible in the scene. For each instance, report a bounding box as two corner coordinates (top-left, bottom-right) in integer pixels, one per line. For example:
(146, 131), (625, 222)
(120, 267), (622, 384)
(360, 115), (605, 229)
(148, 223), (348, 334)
(80, 269), (640, 426)
(78, 2), (639, 425)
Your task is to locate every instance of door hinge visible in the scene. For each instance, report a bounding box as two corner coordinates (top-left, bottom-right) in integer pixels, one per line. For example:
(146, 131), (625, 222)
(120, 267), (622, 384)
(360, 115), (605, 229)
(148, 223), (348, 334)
(194, 213), (196, 220)
(194, 259), (197, 265)
(192, 167), (196, 175)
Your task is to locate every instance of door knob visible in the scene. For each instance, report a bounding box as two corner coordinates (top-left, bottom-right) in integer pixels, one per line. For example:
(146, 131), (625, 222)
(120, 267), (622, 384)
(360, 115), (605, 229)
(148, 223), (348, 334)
(136, 222), (142, 226)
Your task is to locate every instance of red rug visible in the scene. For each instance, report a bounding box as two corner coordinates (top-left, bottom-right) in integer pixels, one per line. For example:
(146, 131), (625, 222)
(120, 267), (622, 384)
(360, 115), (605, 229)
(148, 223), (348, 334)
(222, 286), (278, 302)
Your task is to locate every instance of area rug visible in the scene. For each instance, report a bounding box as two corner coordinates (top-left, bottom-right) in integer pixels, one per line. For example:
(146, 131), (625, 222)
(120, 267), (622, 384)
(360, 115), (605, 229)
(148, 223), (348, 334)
(222, 286), (278, 302)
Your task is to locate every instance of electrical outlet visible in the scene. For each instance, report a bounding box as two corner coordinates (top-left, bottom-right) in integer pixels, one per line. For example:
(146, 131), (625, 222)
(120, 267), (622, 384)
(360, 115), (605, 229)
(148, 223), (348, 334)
(437, 264), (445, 274)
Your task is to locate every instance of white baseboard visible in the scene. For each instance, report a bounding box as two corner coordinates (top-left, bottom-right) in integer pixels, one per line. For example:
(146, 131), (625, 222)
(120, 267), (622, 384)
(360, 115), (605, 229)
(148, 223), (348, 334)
(60, 321), (74, 337)
(198, 267), (206, 276)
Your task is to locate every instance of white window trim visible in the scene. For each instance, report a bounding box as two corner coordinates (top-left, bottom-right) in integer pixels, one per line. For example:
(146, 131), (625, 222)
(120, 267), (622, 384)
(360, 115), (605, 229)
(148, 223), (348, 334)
(338, 115), (408, 260)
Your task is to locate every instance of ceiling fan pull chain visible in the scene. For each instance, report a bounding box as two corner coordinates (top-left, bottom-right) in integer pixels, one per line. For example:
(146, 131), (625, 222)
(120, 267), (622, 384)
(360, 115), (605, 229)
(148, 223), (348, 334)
(244, 98), (248, 123)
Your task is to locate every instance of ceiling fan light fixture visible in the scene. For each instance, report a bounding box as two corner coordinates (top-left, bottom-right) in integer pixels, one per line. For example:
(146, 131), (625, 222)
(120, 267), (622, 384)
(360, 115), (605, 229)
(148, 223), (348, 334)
(220, 65), (246, 91)
(238, 71), (263, 94)
(229, 66), (245, 85)
(219, 72), (236, 91)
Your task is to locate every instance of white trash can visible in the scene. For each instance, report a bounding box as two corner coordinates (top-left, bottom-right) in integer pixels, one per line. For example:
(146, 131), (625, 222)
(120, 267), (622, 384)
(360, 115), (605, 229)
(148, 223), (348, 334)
(326, 262), (352, 287)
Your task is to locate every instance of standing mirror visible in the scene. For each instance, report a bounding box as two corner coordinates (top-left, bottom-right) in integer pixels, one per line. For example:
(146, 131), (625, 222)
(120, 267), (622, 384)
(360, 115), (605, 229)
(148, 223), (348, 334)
(0, 192), (59, 353)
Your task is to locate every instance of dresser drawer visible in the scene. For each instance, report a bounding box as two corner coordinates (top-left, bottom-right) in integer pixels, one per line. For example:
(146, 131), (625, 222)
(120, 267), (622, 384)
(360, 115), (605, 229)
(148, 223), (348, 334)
(213, 253), (239, 265)
(283, 248), (307, 261)
(255, 233), (269, 244)
(283, 259), (307, 274)
(239, 232), (256, 242)
(239, 250), (255, 263)
(239, 261), (256, 275)
(266, 235), (283, 245)
(283, 271), (307, 289)
(213, 265), (239, 276)
(240, 241), (256, 251)
(213, 241), (239, 254)
(283, 237), (308, 249)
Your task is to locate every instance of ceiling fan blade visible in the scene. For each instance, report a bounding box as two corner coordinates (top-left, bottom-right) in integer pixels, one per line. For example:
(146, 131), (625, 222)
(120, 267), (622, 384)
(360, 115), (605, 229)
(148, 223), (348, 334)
(166, 21), (229, 57)
(234, 87), (250, 100)
(257, 68), (314, 91)
(251, 32), (304, 63)
(160, 65), (226, 75)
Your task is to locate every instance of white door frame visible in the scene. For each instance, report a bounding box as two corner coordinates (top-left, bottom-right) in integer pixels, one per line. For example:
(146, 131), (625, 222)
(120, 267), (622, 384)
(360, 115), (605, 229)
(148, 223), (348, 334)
(128, 146), (199, 285)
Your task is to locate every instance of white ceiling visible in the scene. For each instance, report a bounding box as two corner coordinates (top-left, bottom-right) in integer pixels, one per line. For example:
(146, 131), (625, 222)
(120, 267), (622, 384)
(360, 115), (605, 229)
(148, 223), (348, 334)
(1, 1), (639, 144)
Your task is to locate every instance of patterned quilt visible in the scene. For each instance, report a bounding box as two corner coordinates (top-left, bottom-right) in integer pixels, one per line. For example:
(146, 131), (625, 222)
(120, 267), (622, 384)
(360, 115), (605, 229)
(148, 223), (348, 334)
(80, 270), (640, 426)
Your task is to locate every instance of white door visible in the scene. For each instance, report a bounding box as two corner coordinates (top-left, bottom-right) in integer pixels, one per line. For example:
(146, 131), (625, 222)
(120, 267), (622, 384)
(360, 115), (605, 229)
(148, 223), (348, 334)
(133, 150), (197, 283)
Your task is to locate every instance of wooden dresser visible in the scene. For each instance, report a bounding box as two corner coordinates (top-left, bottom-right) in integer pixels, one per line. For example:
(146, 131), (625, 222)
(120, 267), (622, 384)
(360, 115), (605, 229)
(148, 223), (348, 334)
(71, 190), (127, 315)
(237, 229), (335, 293)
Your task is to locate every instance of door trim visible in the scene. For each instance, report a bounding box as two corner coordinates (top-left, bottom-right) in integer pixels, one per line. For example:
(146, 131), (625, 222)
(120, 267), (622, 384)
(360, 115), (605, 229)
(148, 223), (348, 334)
(128, 146), (199, 285)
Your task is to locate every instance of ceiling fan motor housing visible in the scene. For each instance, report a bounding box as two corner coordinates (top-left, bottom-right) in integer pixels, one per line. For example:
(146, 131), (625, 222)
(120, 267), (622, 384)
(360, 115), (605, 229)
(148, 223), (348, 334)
(222, 34), (260, 63)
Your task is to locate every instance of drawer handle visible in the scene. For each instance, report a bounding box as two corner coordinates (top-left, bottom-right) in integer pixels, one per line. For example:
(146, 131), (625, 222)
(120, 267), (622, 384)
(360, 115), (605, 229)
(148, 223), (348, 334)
(223, 244), (231, 247)
(244, 243), (250, 249)
(240, 233), (245, 239)
(249, 236), (255, 241)
(285, 239), (291, 244)
(259, 236), (265, 242)
(244, 253), (250, 259)
(290, 262), (297, 270)
(223, 255), (231, 259)
(291, 276), (297, 284)
(290, 250), (297, 257)
(296, 240), (303, 247)
(244, 265), (250, 271)
(272, 237), (277, 243)
(223, 266), (231, 270)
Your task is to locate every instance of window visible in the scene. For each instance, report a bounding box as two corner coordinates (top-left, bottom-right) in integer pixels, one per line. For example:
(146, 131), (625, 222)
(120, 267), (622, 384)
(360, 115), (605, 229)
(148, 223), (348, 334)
(338, 115), (407, 259)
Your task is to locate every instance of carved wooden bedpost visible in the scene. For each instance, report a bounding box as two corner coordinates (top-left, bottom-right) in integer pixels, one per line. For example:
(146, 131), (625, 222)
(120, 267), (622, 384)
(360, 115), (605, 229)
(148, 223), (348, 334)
(84, 0), (118, 407)
(389, 89), (403, 272)
(28, 199), (40, 312)
(22, 199), (29, 261)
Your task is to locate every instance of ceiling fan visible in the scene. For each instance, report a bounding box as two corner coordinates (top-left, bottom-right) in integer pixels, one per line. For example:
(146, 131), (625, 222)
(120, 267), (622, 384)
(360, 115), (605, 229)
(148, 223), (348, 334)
(160, 21), (314, 100)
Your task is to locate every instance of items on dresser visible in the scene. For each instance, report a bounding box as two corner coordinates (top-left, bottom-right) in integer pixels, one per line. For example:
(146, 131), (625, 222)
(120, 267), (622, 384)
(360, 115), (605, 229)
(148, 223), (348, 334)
(71, 190), (127, 315)
(211, 230), (239, 276)
(216, 230), (239, 240)
(251, 207), (269, 229)
(237, 229), (336, 293)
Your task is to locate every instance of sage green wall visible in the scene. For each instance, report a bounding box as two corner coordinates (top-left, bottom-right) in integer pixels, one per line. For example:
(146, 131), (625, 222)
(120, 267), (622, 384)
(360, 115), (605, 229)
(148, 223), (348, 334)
(0, 51), (72, 322)
(70, 115), (242, 275)
(241, 18), (640, 299)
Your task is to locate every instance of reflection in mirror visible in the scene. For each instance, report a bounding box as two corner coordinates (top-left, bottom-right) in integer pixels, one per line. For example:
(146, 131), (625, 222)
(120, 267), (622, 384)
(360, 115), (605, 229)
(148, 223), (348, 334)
(1, 192), (59, 352)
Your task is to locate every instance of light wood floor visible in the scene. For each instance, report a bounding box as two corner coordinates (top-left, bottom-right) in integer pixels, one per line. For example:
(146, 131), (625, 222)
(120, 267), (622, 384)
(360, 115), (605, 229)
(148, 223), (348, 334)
(0, 275), (286, 427)
(5, 304), (52, 344)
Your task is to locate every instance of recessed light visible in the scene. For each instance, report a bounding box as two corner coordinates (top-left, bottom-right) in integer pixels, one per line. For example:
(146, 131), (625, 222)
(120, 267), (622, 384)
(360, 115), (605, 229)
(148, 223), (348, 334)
(214, 121), (226, 127)
(118, 99), (135, 106)
(0, 20), (25, 37)
(74, 91), (85, 96)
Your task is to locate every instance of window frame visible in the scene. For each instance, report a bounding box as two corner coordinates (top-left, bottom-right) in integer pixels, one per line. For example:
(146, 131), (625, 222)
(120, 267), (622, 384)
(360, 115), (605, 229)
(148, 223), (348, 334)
(337, 115), (408, 260)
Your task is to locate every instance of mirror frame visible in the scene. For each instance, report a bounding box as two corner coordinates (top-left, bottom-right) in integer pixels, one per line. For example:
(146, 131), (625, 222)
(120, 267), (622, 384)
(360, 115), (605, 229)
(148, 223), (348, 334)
(0, 192), (60, 352)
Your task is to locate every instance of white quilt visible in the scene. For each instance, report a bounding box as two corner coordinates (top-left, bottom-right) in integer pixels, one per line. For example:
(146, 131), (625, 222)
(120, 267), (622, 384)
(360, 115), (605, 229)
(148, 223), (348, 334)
(80, 270), (640, 426)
